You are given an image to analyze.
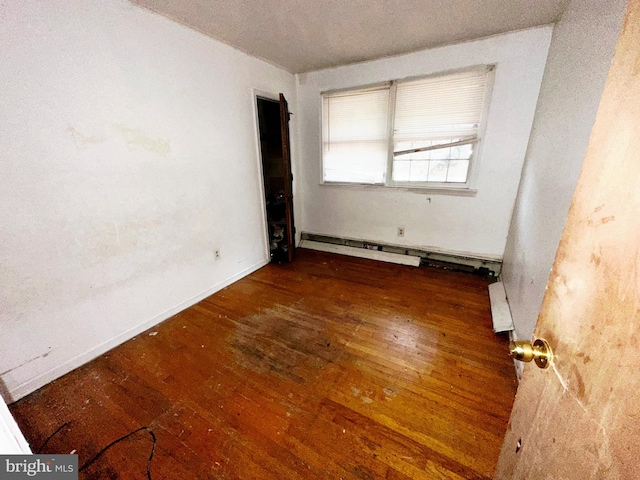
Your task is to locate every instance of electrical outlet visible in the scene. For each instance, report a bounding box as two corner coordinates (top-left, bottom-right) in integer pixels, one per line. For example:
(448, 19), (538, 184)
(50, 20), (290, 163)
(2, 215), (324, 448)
(214, 249), (221, 260)
(397, 227), (405, 237)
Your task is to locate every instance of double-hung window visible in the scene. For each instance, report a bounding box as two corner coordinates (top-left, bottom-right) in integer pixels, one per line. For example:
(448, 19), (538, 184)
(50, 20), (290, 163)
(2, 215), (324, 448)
(321, 66), (494, 190)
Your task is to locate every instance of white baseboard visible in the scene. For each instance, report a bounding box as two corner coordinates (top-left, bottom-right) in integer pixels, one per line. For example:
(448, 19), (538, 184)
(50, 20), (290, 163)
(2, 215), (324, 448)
(6, 258), (269, 403)
(300, 240), (421, 267)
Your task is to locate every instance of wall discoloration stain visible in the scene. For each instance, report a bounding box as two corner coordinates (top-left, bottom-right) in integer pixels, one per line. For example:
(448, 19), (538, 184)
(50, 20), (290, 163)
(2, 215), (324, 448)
(66, 125), (170, 156)
(67, 126), (108, 146)
(113, 124), (171, 156)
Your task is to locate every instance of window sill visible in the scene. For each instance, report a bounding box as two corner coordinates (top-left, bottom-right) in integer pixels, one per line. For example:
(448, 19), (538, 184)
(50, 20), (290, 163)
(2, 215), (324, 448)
(319, 182), (478, 197)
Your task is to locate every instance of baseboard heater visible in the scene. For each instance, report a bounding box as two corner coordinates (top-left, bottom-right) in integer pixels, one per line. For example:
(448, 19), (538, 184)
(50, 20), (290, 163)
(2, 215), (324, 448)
(299, 232), (501, 276)
(488, 281), (515, 333)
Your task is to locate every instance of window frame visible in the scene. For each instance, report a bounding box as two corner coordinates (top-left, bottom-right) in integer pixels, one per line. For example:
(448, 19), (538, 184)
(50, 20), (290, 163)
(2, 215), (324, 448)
(319, 65), (496, 194)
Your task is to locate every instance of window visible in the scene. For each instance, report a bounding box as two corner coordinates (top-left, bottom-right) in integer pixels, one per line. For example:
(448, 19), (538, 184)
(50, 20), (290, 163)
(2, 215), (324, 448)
(322, 86), (390, 184)
(321, 66), (493, 189)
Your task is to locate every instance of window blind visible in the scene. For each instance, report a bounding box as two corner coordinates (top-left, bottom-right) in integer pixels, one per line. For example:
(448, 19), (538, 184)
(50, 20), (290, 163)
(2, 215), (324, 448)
(392, 67), (490, 184)
(320, 66), (493, 186)
(322, 87), (390, 184)
(393, 68), (490, 142)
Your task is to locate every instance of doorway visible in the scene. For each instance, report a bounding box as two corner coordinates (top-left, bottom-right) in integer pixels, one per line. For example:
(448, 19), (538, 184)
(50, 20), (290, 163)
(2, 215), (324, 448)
(256, 94), (295, 263)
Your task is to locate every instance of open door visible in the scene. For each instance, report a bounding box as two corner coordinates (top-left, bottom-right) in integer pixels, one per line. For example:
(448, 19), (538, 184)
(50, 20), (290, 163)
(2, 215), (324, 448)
(496, 1), (640, 477)
(256, 94), (295, 263)
(279, 93), (295, 263)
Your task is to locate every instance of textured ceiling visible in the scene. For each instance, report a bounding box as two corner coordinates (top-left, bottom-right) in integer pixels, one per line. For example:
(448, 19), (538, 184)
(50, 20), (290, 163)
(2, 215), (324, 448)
(131, 0), (569, 73)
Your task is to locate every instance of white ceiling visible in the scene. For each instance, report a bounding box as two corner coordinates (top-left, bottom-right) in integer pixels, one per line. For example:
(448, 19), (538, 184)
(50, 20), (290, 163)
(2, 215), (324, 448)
(131, 0), (569, 73)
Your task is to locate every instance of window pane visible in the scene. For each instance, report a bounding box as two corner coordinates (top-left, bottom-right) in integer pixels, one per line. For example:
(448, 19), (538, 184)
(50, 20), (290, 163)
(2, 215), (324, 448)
(323, 87), (390, 184)
(446, 160), (470, 183)
(427, 160), (449, 182)
(392, 160), (411, 181)
(430, 145), (451, 160)
(408, 161), (430, 182)
(392, 138), (473, 184)
(450, 143), (473, 159)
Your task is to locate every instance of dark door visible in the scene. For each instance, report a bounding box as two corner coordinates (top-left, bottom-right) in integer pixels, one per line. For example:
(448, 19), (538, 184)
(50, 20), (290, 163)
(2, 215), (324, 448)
(279, 93), (295, 263)
(256, 94), (295, 263)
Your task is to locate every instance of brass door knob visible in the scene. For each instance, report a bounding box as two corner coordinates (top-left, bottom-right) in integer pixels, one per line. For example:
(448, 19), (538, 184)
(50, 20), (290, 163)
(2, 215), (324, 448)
(509, 339), (553, 369)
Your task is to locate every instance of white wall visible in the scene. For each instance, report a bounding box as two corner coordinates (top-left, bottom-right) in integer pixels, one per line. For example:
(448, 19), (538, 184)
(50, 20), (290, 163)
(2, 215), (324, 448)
(295, 27), (552, 259)
(0, 0), (296, 401)
(502, 0), (627, 342)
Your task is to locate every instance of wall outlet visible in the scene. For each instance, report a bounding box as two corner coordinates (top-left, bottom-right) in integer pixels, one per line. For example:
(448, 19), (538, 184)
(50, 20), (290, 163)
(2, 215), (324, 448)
(214, 249), (221, 260)
(397, 227), (405, 237)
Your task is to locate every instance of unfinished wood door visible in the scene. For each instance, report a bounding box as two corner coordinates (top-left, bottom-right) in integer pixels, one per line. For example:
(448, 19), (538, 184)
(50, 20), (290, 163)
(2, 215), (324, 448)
(495, 1), (640, 477)
(279, 93), (295, 263)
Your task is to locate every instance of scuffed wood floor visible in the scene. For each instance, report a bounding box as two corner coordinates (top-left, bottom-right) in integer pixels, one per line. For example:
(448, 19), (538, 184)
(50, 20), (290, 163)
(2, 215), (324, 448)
(10, 250), (517, 479)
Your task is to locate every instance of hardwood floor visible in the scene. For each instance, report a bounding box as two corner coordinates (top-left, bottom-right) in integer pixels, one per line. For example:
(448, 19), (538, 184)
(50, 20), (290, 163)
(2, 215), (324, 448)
(9, 250), (517, 479)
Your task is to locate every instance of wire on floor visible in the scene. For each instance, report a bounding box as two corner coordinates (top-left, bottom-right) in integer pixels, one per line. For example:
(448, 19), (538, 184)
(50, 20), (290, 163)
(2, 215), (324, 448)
(36, 421), (71, 454)
(36, 422), (156, 479)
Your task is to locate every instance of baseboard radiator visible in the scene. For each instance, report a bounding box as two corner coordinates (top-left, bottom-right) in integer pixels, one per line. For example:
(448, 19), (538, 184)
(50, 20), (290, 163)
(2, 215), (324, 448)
(300, 232), (501, 276)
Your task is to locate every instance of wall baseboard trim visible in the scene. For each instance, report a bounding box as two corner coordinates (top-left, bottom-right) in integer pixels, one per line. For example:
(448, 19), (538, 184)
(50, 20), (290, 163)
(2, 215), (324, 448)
(301, 232), (502, 275)
(300, 240), (421, 266)
(5, 258), (270, 403)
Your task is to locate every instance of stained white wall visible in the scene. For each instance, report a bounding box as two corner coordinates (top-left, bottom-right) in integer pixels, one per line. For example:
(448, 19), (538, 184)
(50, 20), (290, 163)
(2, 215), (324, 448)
(0, 0), (296, 401)
(295, 27), (552, 259)
(502, 0), (627, 342)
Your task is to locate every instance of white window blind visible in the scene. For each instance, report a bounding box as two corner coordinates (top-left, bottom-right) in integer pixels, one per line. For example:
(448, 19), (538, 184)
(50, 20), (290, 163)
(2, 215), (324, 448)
(321, 66), (492, 187)
(392, 68), (490, 184)
(322, 86), (390, 184)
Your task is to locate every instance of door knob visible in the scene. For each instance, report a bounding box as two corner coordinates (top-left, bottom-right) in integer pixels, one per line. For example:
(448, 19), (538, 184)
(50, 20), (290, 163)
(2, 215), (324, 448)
(509, 338), (553, 369)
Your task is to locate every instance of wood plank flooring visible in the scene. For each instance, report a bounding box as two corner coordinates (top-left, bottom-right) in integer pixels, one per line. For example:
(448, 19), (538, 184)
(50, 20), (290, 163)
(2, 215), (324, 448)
(9, 250), (517, 479)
